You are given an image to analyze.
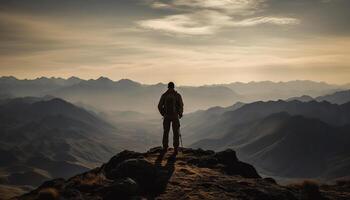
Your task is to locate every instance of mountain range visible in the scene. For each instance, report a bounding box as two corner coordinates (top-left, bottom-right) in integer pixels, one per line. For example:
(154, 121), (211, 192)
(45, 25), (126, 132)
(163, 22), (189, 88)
(2, 76), (350, 198)
(188, 100), (350, 180)
(2, 76), (350, 113)
(0, 76), (238, 113)
(0, 97), (150, 192)
(220, 80), (348, 102)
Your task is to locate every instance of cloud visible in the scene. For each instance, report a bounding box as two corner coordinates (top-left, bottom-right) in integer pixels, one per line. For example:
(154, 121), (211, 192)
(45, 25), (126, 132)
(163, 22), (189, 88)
(140, 0), (299, 35)
(138, 10), (299, 35)
(173, 0), (263, 15)
(149, 0), (264, 14)
(138, 15), (215, 35)
(138, 11), (221, 35)
(232, 16), (300, 26)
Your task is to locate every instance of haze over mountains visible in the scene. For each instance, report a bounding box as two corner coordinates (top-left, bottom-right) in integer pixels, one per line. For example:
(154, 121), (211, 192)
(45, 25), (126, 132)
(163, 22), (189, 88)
(0, 97), (154, 192)
(0, 76), (238, 113)
(2, 76), (350, 114)
(1, 76), (350, 198)
(189, 100), (350, 180)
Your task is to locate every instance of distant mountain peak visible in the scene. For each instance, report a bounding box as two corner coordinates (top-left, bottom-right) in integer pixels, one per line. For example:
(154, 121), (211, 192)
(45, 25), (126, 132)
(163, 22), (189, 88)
(96, 76), (113, 82)
(67, 76), (82, 81)
(116, 78), (141, 87)
(0, 76), (18, 81)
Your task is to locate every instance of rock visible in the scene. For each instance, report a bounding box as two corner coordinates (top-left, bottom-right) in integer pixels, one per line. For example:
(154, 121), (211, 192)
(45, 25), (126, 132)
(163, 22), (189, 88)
(224, 161), (261, 178)
(182, 148), (215, 156)
(37, 178), (65, 190)
(62, 189), (83, 200)
(188, 149), (260, 178)
(104, 178), (138, 200)
(17, 147), (350, 200)
(147, 146), (164, 154)
(109, 158), (157, 192)
(37, 188), (60, 200)
(263, 177), (277, 184)
(215, 149), (238, 165)
(187, 155), (218, 168)
(300, 181), (325, 200)
(104, 150), (143, 178)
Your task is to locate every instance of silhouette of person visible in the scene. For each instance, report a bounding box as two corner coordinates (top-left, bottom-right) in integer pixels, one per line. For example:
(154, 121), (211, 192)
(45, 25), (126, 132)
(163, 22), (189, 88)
(158, 82), (184, 153)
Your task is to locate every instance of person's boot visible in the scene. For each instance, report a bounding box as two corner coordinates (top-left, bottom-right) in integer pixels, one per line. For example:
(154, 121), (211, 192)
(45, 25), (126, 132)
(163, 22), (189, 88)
(162, 146), (168, 153)
(174, 147), (178, 155)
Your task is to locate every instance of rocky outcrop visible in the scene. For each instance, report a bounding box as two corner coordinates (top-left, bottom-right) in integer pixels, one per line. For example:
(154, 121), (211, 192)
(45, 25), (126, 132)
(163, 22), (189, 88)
(15, 147), (350, 200)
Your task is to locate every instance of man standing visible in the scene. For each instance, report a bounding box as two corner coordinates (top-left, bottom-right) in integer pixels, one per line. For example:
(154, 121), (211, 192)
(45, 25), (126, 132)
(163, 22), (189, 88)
(158, 82), (184, 153)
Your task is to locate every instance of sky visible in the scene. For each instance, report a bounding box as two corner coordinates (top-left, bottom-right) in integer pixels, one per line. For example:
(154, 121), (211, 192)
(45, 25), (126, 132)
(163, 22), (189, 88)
(0, 0), (350, 85)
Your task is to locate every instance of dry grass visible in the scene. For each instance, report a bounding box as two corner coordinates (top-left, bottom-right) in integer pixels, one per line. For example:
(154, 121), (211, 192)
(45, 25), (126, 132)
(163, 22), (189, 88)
(71, 172), (105, 188)
(37, 188), (59, 200)
(287, 180), (323, 200)
(0, 184), (26, 200)
(335, 179), (350, 186)
(299, 180), (322, 200)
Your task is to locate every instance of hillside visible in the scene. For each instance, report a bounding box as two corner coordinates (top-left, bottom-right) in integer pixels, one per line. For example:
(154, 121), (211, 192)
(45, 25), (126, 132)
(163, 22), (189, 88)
(15, 147), (350, 200)
(185, 100), (350, 180)
(183, 100), (350, 146)
(0, 97), (147, 194)
(316, 90), (350, 105)
(192, 113), (350, 179)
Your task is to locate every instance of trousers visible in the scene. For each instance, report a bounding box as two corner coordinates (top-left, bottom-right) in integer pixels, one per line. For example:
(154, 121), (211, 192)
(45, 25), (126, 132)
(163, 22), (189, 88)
(162, 116), (180, 149)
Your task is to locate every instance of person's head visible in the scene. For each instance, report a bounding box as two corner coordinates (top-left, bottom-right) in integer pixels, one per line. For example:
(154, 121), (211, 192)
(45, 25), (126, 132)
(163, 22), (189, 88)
(168, 82), (175, 89)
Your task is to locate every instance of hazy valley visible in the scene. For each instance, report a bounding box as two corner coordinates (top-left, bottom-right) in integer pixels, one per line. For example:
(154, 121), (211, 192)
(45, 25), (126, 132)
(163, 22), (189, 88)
(1, 76), (350, 199)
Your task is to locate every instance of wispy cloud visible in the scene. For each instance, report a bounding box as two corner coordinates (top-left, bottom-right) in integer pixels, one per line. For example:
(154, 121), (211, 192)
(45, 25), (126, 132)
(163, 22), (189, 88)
(138, 11), (221, 35)
(173, 0), (263, 14)
(149, 0), (263, 14)
(140, 0), (299, 35)
(138, 10), (299, 35)
(233, 17), (300, 26)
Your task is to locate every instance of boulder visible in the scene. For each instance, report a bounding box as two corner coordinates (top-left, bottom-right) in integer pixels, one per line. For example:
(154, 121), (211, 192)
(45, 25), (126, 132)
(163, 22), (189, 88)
(104, 150), (143, 178)
(104, 178), (138, 200)
(108, 158), (157, 192)
(215, 149), (238, 165)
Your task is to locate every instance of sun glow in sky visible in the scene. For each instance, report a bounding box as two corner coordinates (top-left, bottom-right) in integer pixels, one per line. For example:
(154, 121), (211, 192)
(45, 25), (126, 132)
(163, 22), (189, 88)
(0, 0), (350, 85)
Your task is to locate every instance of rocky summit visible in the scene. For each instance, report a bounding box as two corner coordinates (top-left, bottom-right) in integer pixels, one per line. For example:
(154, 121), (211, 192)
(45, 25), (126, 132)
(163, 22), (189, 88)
(15, 147), (350, 200)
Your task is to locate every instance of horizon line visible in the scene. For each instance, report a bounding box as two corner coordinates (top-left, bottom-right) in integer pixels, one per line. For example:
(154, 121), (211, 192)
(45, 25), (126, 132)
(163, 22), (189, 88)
(0, 75), (348, 87)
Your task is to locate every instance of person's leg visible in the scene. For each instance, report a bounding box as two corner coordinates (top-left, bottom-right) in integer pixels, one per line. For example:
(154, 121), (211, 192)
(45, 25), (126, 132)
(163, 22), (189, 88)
(162, 117), (171, 150)
(172, 118), (180, 151)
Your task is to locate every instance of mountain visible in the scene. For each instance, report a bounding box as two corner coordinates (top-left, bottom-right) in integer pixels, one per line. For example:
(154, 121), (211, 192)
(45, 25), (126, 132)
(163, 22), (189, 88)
(222, 80), (343, 102)
(50, 79), (239, 113)
(0, 76), (240, 113)
(16, 147), (350, 200)
(286, 95), (314, 102)
(0, 76), (82, 97)
(184, 100), (350, 144)
(192, 112), (350, 179)
(316, 90), (350, 104)
(182, 102), (245, 144)
(0, 97), (146, 193)
(223, 100), (350, 126)
(4, 76), (350, 114)
(185, 100), (350, 180)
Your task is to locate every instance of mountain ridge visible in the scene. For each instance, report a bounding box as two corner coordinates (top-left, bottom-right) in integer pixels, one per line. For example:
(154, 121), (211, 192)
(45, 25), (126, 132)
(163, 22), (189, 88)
(2, 76), (350, 113)
(0, 97), (149, 194)
(186, 100), (350, 180)
(15, 147), (350, 200)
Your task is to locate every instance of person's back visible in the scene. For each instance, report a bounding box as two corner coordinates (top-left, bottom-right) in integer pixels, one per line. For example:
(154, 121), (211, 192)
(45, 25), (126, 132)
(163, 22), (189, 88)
(158, 82), (184, 153)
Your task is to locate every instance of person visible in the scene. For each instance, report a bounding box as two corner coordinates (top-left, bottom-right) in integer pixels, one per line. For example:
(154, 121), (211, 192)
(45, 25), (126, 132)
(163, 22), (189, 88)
(158, 82), (184, 153)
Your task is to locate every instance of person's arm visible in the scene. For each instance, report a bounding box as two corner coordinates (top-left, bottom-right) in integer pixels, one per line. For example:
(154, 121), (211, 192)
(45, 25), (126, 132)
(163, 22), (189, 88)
(178, 94), (184, 118)
(158, 95), (165, 116)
